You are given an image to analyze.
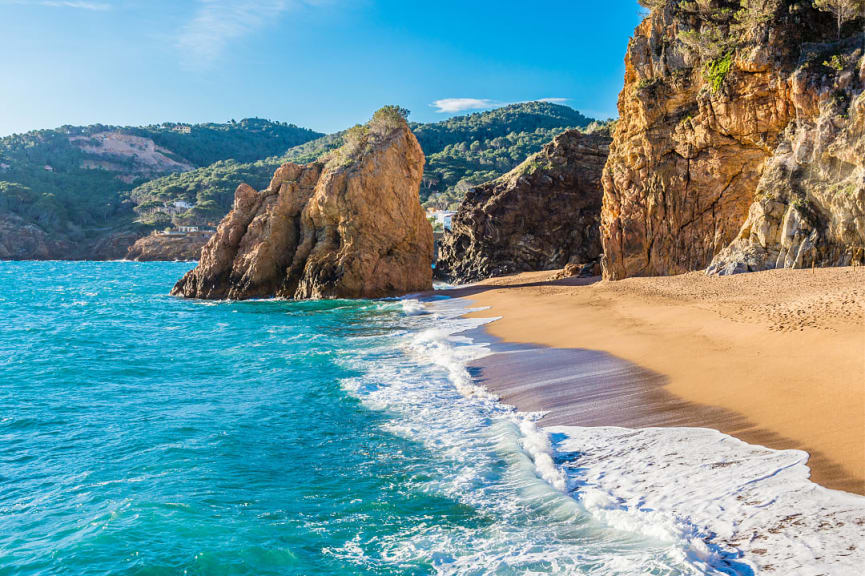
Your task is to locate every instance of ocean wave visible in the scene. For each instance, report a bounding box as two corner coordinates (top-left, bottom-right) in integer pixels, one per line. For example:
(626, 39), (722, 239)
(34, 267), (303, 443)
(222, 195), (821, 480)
(555, 425), (865, 575)
(337, 297), (757, 574)
(350, 295), (865, 575)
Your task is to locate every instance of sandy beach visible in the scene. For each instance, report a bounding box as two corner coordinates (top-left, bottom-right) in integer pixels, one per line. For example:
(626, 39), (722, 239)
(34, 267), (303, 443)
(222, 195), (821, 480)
(447, 267), (865, 494)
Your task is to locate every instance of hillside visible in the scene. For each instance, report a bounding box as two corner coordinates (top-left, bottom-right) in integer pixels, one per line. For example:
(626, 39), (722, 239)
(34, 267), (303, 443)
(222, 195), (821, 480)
(0, 102), (597, 259)
(128, 133), (345, 228)
(131, 102), (598, 226)
(0, 119), (322, 258)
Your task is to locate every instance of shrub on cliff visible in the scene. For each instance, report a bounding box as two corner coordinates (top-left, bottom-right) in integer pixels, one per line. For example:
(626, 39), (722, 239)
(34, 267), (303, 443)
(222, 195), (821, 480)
(704, 51), (734, 92)
(329, 106), (411, 167)
(371, 106), (410, 133)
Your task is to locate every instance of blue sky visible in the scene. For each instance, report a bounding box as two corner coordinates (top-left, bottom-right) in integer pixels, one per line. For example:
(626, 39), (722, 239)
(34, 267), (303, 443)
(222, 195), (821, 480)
(0, 0), (645, 136)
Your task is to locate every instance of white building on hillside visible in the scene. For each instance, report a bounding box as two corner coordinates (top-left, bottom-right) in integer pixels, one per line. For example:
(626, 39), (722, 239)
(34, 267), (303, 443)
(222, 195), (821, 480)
(430, 210), (456, 231)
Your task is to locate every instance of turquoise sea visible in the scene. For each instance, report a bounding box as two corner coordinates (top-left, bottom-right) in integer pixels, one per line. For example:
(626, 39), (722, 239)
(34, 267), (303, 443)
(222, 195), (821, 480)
(4, 261), (852, 575)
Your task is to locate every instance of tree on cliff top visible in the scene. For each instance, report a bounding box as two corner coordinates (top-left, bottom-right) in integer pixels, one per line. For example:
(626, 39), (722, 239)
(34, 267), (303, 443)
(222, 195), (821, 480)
(371, 106), (410, 132)
(330, 106), (411, 167)
(813, 0), (864, 38)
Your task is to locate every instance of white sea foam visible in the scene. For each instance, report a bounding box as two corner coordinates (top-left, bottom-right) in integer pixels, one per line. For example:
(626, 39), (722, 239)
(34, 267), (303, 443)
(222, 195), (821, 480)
(519, 419), (567, 492)
(337, 295), (865, 575)
(400, 299), (428, 316)
(554, 425), (865, 575)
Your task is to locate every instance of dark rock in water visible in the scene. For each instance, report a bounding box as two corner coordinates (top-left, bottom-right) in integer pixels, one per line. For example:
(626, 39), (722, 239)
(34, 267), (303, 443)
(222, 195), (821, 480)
(435, 129), (610, 284)
(171, 109), (434, 300)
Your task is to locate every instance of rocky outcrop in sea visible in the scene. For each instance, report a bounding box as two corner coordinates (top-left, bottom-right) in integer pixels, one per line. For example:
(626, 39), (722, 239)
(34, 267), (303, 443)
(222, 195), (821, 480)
(126, 231), (211, 262)
(436, 129), (610, 283)
(601, 0), (865, 279)
(172, 108), (434, 300)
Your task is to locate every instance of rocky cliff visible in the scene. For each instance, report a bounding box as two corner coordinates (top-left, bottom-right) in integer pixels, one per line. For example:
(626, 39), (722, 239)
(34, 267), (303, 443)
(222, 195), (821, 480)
(436, 129), (610, 283)
(126, 232), (212, 262)
(602, 0), (865, 279)
(171, 108), (433, 300)
(0, 213), (140, 260)
(0, 214), (71, 259)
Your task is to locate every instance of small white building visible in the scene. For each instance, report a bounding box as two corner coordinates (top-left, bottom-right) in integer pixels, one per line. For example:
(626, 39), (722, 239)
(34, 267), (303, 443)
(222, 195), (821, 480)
(177, 225), (199, 233)
(430, 210), (456, 231)
(173, 200), (193, 210)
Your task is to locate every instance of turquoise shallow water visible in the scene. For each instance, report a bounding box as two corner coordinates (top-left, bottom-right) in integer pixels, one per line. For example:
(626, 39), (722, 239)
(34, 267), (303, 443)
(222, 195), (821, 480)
(0, 262), (741, 575)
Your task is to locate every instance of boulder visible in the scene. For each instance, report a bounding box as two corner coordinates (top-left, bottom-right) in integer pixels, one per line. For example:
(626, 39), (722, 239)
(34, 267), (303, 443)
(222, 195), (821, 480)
(436, 129), (610, 283)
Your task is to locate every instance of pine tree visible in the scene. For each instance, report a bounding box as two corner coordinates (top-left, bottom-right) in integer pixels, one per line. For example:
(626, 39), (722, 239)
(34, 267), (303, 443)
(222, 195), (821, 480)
(813, 0), (864, 39)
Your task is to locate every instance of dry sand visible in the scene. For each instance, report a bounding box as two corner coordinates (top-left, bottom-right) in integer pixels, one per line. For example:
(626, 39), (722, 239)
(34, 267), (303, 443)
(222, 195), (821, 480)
(446, 267), (865, 494)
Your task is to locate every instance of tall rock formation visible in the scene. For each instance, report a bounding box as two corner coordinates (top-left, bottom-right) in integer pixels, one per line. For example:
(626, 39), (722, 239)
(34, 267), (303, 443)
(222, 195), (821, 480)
(602, 0), (865, 279)
(171, 108), (433, 300)
(436, 129), (610, 283)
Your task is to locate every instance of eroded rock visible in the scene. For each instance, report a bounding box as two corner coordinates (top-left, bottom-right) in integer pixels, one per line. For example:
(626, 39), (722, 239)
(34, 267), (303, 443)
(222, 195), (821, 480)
(436, 129), (610, 283)
(171, 109), (433, 300)
(708, 40), (865, 274)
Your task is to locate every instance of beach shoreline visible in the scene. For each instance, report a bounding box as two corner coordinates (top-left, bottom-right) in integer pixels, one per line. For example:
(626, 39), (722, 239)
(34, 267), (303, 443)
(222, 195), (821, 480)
(440, 267), (865, 495)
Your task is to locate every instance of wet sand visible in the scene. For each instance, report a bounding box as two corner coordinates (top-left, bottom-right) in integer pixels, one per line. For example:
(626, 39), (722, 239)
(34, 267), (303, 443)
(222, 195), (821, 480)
(446, 267), (865, 494)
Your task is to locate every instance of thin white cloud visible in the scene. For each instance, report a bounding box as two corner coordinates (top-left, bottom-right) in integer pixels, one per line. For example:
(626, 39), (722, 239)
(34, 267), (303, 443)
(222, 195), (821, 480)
(177, 0), (327, 68)
(431, 97), (571, 114)
(1, 0), (111, 9)
(431, 98), (498, 114)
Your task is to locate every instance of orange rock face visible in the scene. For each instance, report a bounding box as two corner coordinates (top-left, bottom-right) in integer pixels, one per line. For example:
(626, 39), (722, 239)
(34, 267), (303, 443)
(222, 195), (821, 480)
(172, 114), (433, 300)
(600, 0), (864, 278)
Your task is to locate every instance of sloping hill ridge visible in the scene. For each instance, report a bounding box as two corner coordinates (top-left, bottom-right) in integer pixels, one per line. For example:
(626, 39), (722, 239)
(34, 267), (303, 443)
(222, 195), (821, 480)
(130, 102), (598, 229)
(0, 102), (596, 260)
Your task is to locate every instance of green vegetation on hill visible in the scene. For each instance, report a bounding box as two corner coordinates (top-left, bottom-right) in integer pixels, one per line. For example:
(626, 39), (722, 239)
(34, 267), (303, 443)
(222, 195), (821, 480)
(0, 102), (603, 255)
(412, 101), (592, 154)
(132, 102), (598, 223)
(413, 102), (594, 208)
(128, 132), (345, 227)
(130, 118), (321, 166)
(0, 119), (322, 237)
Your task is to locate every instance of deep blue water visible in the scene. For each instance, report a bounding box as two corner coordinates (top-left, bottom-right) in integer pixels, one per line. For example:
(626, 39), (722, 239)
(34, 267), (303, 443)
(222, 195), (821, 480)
(0, 262), (727, 575)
